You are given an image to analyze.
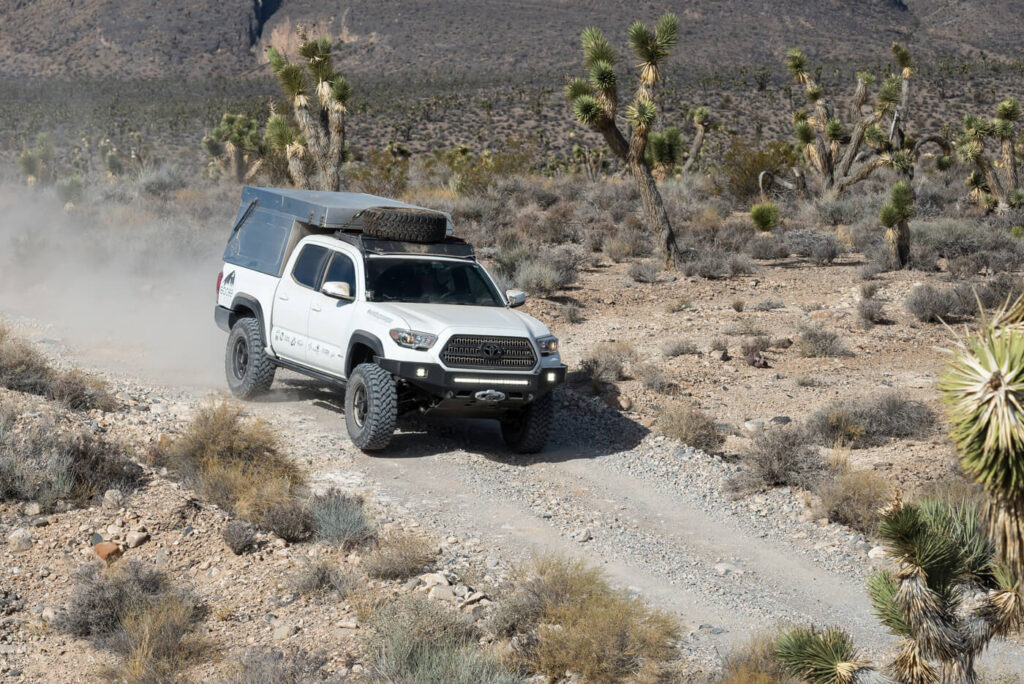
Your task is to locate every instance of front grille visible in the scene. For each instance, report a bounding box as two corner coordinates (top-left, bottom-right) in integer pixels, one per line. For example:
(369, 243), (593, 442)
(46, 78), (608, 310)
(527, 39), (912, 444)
(440, 335), (537, 370)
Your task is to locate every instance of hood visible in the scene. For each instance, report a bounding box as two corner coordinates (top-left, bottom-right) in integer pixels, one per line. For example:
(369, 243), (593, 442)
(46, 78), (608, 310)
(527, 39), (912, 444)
(369, 303), (551, 339)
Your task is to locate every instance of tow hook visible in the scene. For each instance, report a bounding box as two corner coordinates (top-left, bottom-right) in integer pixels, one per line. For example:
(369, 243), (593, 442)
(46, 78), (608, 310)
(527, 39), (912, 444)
(474, 389), (506, 402)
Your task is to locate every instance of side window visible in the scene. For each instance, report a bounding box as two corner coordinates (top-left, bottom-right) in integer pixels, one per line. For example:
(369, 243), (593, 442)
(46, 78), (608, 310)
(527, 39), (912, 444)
(291, 245), (330, 289)
(224, 209), (291, 275)
(322, 252), (357, 293)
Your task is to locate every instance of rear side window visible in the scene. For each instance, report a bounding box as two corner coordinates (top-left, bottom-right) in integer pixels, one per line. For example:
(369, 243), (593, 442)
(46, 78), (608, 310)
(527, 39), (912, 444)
(323, 252), (356, 293)
(292, 245), (330, 289)
(223, 209), (291, 275)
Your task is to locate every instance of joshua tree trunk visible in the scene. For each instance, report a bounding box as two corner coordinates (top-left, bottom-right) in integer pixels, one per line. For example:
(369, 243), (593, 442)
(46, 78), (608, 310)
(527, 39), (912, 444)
(326, 107), (346, 192)
(285, 145), (311, 189)
(1002, 138), (1019, 194)
(629, 160), (680, 265)
(681, 120), (705, 173)
(885, 220), (911, 269)
(989, 499), (1024, 581)
(976, 155), (1008, 207)
(293, 100), (333, 189)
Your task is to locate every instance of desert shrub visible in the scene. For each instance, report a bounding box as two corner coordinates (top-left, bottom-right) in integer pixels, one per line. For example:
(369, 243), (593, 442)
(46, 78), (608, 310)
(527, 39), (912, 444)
(679, 248), (755, 279)
(857, 299), (886, 326)
(492, 555), (678, 683)
(222, 519), (257, 555)
(559, 302), (582, 324)
(752, 298), (785, 311)
(905, 284), (955, 322)
(948, 254), (984, 279)
(727, 427), (823, 494)
(715, 136), (797, 201)
(59, 560), (203, 683)
(725, 319), (769, 337)
(663, 298), (691, 313)
(746, 233), (790, 260)
(364, 594), (515, 684)
(515, 259), (565, 296)
(805, 393), (934, 448)
(0, 326), (56, 394)
(740, 336), (771, 357)
(750, 203), (779, 231)
(580, 341), (637, 386)
(717, 631), (794, 684)
(46, 368), (117, 411)
(661, 340), (698, 358)
(263, 500), (314, 543)
(491, 244), (533, 280)
(227, 648), (329, 684)
(860, 282), (879, 299)
(816, 196), (872, 226)
(635, 363), (671, 394)
(289, 559), (359, 597)
(657, 404), (723, 453)
(55, 175), (85, 204)
(732, 299), (745, 312)
(816, 470), (891, 534)
(604, 227), (652, 262)
(786, 228), (841, 264)
(0, 415), (142, 511)
(796, 326), (847, 358)
(710, 338), (728, 352)
(628, 260), (660, 283)
(137, 164), (188, 199)
(154, 402), (304, 524)
(310, 489), (375, 547)
(362, 530), (436, 580)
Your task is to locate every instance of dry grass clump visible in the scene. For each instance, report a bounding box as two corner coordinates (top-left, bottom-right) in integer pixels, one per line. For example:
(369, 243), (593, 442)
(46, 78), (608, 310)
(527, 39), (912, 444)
(289, 558), (360, 597)
(58, 560), (205, 683)
(154, 402), (304, 524)
(364, 594), (517, 684)
(717, 631), (796, 683)
(661, 340), (698, 358)
(815, 469), (891, 534)
(0, 325), (116, 411)
(490, 555), (678, 683)
(263, 500), (314, 543)
(805, 392), (934, 448)
(656, 404), (723, 453)
(740, 336), (771, 357)
(362, 530), (436, 580)
(310, 489), (376, 548)
(857, 299), (886, 327)
(559, 302), (583, 324)
(0, 408), (143, 511)
(663, 297), (691, 313)
(634, 363), (671, 394)
(727, 427), (824, 494)
(629, 260), (660, 283)
(225, 648), (329, 684)
(795, 325), (848, 358)
(905, 284), (955, 323)
(580, 341), (637, 388)
(222, 519), (256, 555)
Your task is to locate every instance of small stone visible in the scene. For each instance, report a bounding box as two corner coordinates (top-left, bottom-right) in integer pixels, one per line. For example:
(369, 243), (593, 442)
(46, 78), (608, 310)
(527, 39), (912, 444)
(617, 395), (632, 411)
(573, 527), (592, 543)
(93, 542), (123, 563)
(126, 532), (150, 549)
(743, 420), (765, 435)
(337, 618), (358, 630)
(102, 489), (124, 509)
(90, 532), (104, 546)
(453, 584), (470, 598)
(420, 573), (449, 588)
(713, 563), (736, 577)
(8, 529), (33, 553)
(22, 502), (41, 517)
(770, 416), (792, 425)
(273, 624), (298, 641)
(428, 585), (455, 601)
(485, 557), (500, 569)
(402, 577), (422, 591)
(41, 607), (57, 623)
(868, 545), (887, 560)
(463, 592), (487, 606)
(717, 349), (731, 361)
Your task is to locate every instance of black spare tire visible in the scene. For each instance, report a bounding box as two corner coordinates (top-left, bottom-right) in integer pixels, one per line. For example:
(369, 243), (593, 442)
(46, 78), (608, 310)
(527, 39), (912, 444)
(361, 207), (448, 243)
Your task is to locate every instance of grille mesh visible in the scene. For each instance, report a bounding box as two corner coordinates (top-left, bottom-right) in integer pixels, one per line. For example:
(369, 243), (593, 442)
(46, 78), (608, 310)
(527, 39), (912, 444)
(441, 335), (536, 369)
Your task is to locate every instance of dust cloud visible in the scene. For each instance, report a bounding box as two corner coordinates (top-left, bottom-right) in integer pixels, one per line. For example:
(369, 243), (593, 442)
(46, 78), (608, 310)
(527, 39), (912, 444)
(0, 184), (235, 388)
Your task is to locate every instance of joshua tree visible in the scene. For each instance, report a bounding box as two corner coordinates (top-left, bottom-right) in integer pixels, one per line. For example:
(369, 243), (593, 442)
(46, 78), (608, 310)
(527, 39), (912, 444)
(201, 113), (265, 183)
(264, 105), (311, 189)
(17, 133), (55, 185)
(265, 34), (352, 191)
(646, 107), (712, 180)
(773, 43), (950, 201)
(957, 99), (1024, 210)
(879, 180), (915, 268)
(565, 14), (682, 265)
(940, 293), (1024, 580)
(777, 496), (1023, 684)
(682, 106), (711, 173)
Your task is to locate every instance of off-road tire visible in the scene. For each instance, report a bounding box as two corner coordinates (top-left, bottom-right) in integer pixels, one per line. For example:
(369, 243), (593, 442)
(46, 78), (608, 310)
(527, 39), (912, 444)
(345, 363), (398, 451)
(225, 317), (275, 399)
(361, 207), (447, 243)
(500, 392), (554, 454)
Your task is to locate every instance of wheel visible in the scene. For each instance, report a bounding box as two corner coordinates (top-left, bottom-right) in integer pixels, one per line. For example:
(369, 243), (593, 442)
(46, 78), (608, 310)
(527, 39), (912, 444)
(225, 317), (275, 399)
(361, 207), (447, 243)
(345, 363), (398, 451)
(501, 393), (554, 454)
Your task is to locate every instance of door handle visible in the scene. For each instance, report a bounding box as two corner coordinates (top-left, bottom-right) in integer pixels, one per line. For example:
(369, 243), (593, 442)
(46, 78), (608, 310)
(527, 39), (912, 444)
(312, 301), (322, 312)
(278, 293), (289, 301)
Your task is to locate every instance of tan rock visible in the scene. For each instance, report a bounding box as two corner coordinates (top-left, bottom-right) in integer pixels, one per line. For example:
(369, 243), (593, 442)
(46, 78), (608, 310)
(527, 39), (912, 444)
(93, 542), (123, 563)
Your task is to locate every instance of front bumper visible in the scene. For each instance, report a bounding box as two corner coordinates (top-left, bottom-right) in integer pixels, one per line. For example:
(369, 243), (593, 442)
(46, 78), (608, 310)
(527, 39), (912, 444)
(377, 358), (566, 412)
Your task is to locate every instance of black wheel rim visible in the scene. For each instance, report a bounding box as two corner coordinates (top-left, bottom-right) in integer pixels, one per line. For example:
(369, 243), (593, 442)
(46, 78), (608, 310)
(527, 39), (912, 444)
(353, 385), (368, 428)
(232, 337), (249, 380)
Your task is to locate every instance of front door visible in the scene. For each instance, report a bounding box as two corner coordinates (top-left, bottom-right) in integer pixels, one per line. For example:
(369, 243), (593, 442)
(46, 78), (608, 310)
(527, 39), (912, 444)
(307, 250), (358, 376)
(271, 243), (330, 363)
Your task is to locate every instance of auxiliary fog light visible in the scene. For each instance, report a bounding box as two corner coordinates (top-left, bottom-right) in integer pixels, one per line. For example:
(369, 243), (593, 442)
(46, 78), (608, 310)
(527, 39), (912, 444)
(546, 372), (558, 383)
(415, 367), (427, 378)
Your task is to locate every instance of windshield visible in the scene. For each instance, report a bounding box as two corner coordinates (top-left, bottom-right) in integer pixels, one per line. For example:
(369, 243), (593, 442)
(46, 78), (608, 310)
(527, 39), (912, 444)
(366, 257), (504, 306)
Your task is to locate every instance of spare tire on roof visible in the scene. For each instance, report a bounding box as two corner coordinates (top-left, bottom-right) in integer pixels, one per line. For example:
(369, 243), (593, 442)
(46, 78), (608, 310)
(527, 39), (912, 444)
(361, 207), (448, 243)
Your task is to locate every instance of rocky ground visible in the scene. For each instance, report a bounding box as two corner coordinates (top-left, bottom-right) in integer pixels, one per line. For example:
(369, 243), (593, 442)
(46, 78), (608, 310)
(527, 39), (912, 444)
(2, 251), (1024, 681)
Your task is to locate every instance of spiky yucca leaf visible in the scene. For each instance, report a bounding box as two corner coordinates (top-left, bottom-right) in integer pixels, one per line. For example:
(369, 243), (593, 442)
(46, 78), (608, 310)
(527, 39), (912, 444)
(786, 48), (807, 77)
(581, 26), (616, 67)
(628, 15), (676, 85)
(265, 114), (300, 151)
(565, 77), (593, 102)
(864, 125), (886, 148)
(626, 97), (657, 131)
(892, 42), (913, 74)
(331, 74), (351, 105)
(266, 47), (286, 74)
(987, 564), (1024, 634)
(868, 571), (915, 638)
(876, 75), (902, 112)
(996, 97), (1021, 123)
(807, 85), (824, 104)
(891, 638), (938, 684)
(795, 120), (815, 146)
(916, 497), (994, 582)
(653, 13), (679, 48)
(937, 155), (954, 171)
(692, 106), (710, 125)
(647, 127), (683, 167)
(276, 63), (307, 100)
(879, 203), (901, 229)
(825, 118), (843, 141)
(957, 139), (984, 163)
(589, 59), (617, 92)
(893, 564), (962, 662)
(776, 627), (869, 684)
(572, 94), (604, 128)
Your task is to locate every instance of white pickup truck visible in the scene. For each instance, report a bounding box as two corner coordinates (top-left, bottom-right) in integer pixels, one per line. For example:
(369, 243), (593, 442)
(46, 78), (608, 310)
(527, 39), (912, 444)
(214, 187), (566, 452)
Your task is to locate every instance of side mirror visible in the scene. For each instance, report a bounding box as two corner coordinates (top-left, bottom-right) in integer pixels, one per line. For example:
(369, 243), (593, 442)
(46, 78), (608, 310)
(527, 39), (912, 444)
(322, 281), (353, 300)
(506, 289), (526, 308)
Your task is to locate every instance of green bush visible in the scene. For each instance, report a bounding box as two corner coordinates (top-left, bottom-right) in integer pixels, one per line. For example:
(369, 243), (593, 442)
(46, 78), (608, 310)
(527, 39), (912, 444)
(750, 203), (780, 231)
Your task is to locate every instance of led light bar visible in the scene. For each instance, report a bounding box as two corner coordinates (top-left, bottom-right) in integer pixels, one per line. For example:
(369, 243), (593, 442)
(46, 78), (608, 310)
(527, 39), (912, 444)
(452, 377), (531, 386)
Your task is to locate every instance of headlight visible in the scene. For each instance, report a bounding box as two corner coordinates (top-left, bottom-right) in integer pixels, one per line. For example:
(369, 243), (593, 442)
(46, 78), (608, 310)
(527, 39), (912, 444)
(389, 329), (438, 351)
(536, 335), (559, 355)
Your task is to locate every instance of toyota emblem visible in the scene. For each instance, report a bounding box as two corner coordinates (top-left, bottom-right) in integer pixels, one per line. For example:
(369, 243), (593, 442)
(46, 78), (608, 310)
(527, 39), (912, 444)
(480, 342), (503, 358)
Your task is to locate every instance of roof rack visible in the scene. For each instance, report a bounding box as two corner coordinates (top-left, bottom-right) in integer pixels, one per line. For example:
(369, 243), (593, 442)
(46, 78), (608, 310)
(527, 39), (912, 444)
(333, 233), (475, 259)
